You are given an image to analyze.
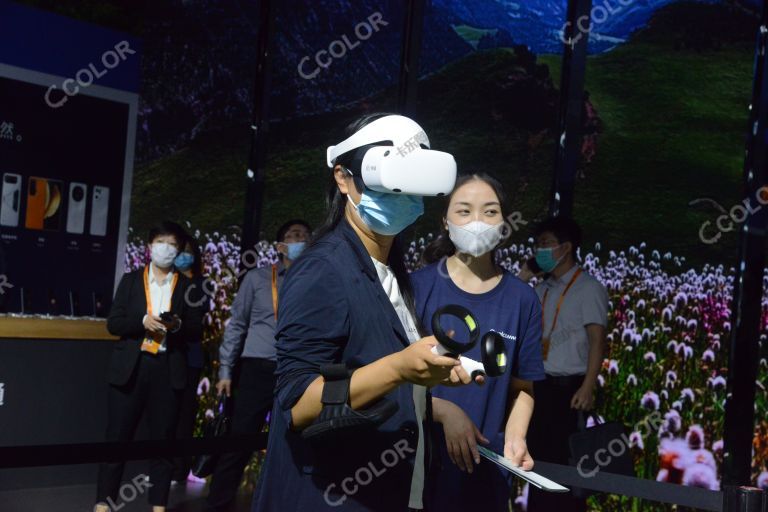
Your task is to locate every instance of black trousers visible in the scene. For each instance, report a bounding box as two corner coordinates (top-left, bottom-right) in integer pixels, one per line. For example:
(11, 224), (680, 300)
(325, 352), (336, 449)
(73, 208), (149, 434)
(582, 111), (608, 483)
(96, 352), (182, 507)
(206, 357), (276, 512)
(526, 374), (587, 512)
(172, 366), (203, 481)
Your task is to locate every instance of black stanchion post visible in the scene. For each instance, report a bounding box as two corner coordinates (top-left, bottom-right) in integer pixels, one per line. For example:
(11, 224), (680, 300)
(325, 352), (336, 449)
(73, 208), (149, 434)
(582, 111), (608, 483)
(241, 0), (276, 256)
(722, 2), (768, 488)
(549, 0), (592, 218)
(397, 0), (426, 117)
(723, 486), (768, 512)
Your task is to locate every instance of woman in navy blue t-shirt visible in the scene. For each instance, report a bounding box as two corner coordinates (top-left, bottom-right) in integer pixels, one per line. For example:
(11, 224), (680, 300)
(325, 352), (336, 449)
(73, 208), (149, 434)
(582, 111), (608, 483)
(411, 172), (546, 511)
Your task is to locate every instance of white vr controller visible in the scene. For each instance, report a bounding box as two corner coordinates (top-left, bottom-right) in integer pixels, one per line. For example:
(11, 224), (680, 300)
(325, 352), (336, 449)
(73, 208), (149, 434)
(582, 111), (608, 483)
(430, 304), (508, 381)
(432, 344), (496, 380)
(326, 115), (457, 197)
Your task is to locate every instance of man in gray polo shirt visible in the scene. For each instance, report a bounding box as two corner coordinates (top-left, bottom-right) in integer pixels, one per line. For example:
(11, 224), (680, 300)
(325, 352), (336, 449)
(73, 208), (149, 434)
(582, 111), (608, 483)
(205, 219), (311, 512)
(519, 216), (608, 512)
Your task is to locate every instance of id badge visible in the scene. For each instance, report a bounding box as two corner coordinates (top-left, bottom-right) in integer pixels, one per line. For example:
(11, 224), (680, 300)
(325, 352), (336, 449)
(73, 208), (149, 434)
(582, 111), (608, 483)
(541, 337), (550, 361)
(141, 337), (160, 354)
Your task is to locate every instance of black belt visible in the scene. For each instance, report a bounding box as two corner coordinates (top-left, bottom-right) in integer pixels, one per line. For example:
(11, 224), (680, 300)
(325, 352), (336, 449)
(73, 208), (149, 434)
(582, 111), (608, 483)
(543, 374), (585, 386)
(141, 350), (169, 358)
(240, 357), (277, 368)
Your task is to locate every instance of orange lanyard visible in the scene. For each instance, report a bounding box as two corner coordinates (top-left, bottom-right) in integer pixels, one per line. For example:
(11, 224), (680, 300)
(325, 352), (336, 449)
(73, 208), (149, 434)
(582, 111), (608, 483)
(541, 268), (582, 337)
(143, 265), (178, 316)
(271, 264), (279, 321)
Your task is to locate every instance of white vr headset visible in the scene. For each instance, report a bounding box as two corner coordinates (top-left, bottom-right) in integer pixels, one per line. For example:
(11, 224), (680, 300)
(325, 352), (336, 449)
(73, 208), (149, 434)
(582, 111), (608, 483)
(326, 115), (457, 196)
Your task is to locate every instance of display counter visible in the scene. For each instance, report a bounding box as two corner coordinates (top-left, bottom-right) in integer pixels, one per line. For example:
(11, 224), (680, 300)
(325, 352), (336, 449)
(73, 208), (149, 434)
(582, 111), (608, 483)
(0, 315), (117, 340)
(0, 315), (121, 489)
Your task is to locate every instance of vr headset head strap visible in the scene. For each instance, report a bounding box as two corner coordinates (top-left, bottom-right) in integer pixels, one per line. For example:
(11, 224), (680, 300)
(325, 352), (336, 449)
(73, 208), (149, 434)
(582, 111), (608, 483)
(326, 115), (429, 168)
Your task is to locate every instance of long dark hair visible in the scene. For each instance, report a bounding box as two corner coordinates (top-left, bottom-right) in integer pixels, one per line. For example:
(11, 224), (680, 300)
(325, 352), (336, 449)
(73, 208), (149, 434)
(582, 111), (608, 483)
(311, 112), (423, 334)
(311, 112), (390, 244)
(422, 172), (512, 265)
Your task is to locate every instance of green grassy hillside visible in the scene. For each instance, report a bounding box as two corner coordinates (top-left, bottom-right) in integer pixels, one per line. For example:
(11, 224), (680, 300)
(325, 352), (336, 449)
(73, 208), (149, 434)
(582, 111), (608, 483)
(130, 48), (559, 245)
(131, 3), (756, 267)
(539, 43), (753, 264)
(541, 2), (756, 264)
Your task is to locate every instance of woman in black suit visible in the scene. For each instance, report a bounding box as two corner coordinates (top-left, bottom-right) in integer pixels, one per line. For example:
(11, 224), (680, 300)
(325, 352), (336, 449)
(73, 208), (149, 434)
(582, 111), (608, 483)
(95, 221), (201, 512)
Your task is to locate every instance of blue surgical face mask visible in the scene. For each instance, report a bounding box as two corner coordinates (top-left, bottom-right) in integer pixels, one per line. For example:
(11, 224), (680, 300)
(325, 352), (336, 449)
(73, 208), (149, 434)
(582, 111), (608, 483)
(348, 189), (423, 236)
(285, 242), (306, 260)
(174, 252), (195, 271)
(535, 245), (563, 273)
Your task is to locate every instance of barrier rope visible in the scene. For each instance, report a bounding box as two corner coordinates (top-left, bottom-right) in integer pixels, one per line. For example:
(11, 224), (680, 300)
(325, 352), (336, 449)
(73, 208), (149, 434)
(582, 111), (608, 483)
(0, 433), (267, 468)
(535, 461), (723, 511)
(3, 436), (760, 512)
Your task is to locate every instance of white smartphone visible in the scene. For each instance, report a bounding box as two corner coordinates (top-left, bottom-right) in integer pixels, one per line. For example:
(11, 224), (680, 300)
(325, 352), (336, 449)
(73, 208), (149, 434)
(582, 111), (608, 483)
(0, 173), (21, 227)
(66, 182), (87, 234)
(89, 185), (109, 236)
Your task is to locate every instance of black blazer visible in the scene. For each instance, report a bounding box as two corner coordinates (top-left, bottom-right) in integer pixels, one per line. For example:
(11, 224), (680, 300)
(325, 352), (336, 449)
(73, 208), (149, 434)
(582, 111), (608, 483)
(106, 267), (201, 390)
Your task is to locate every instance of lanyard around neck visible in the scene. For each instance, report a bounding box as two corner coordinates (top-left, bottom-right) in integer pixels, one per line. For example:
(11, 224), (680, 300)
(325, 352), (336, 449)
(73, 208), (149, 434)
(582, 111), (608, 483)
(541, 267), (582, 337)
(144, 265), (178, 316)
(271, 264), (279, 321)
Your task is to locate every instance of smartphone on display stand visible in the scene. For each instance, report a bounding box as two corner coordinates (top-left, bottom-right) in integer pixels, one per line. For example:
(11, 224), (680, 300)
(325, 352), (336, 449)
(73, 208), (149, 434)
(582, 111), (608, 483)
(89, 186), (109, 236)
(24, 177), (63, 231)
(66, 182), (88, 234)
(24, 177), (46, 230)
(1, 173), (21, 227)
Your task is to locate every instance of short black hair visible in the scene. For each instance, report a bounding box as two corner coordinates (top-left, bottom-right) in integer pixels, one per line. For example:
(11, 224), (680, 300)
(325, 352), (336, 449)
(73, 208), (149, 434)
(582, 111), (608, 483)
(275, 219), (312, 243)
(148, 221), (185, 246)
(178, 228), (205, 277)
(533, 216), (582, 259)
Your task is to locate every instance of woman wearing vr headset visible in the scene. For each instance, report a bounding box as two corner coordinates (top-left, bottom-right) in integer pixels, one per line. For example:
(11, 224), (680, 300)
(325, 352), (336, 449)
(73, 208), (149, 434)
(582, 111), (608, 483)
(412, 173), (546, 511)
(252, 113), (472, 512)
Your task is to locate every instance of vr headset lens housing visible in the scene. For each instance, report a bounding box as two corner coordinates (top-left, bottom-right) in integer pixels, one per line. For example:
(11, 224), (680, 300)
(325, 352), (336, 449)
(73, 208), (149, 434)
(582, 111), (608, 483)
(360, 146), (457, 196)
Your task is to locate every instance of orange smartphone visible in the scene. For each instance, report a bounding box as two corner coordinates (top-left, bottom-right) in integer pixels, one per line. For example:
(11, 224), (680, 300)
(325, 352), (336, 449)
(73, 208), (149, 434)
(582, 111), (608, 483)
(24, 177), (47, 230)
